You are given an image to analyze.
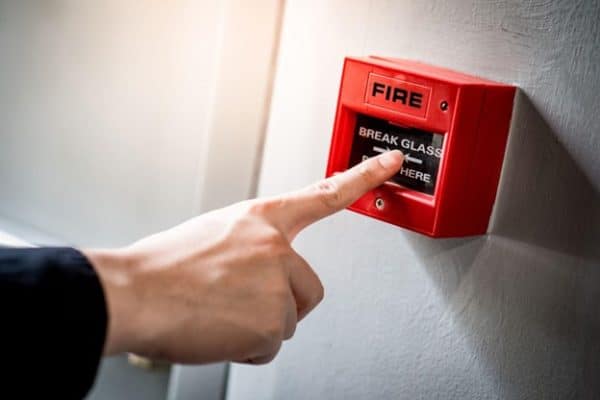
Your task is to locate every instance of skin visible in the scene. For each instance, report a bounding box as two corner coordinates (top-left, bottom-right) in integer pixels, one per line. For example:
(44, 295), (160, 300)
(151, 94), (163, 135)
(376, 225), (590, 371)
(84, 150), (404, 365)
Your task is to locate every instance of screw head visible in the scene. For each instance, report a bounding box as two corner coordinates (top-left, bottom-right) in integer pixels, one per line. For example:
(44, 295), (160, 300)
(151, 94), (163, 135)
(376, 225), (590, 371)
(375, 197), (385, 210)
(440, 100), (449, 111)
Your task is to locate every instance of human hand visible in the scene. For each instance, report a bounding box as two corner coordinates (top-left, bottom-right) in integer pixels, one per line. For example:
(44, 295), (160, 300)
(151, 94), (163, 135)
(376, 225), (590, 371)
(84, 150), (403, 364)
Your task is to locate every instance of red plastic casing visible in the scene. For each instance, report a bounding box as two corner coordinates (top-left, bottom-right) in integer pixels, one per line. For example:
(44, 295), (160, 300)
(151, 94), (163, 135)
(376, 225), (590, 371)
(326, 56), (516, 237)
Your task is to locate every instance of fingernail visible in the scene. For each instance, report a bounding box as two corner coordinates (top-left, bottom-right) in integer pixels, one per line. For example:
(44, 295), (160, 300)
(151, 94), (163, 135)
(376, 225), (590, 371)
(378, 150), (404, 169)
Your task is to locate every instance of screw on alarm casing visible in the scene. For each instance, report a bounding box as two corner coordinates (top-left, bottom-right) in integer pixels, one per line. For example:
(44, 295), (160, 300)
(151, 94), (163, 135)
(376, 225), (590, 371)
(375, 197), (385, 210)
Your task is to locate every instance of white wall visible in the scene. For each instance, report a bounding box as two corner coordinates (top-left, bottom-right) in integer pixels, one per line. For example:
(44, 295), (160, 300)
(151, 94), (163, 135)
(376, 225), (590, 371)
(0, 0), (279, 248)
(227, 1), (600, 399)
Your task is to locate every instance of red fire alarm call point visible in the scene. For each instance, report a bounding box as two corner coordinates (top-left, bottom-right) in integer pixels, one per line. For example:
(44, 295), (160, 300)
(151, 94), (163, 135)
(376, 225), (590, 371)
(326, 56), (516, 237)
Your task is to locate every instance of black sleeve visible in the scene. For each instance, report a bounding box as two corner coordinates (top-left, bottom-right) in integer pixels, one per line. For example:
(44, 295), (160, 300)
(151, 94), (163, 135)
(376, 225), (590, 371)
(0, 247), (108, 399)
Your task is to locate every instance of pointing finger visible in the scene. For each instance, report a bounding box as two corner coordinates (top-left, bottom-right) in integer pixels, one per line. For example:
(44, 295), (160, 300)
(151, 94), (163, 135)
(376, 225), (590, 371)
(268, 150), (403, 240)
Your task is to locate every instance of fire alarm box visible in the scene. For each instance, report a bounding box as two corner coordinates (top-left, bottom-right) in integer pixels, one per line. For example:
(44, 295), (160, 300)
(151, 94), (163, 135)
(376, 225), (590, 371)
(326, 56), (516, 237)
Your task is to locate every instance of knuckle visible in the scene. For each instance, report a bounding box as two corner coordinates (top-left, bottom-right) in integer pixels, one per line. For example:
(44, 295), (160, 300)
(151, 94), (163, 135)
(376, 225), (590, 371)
(258, 228), (288, 253)
(314, 178), (342, 209)
(284, 321), (297, 340)
(305, 279), (324, 310)
(314, 280), (325, 304)
(257, 322), (285, 353)
(245, 199), (269, 216)
(265, 324), (285, 343)
(245, 293), (290, 360)
(265, 226), (287, 244)
(301, 260), (324, 305)
(246, 197), (285, 217)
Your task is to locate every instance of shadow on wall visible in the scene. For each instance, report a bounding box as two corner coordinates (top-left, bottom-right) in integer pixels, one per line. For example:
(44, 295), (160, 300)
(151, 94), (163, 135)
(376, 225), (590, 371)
(491, 91), (600, 262)
(405, 90), (600, 398)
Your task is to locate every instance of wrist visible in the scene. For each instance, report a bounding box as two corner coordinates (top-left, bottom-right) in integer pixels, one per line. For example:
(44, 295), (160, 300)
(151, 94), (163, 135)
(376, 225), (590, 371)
(82, 247), (141, 356)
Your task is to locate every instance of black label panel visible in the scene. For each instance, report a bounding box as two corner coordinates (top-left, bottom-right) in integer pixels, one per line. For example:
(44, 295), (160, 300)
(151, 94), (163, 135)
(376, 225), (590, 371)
(349, 114), (444, 195)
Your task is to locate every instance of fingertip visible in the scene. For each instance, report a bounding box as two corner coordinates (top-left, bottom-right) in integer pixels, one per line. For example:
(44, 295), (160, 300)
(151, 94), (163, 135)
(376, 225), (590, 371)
(377, 150), (404, 170)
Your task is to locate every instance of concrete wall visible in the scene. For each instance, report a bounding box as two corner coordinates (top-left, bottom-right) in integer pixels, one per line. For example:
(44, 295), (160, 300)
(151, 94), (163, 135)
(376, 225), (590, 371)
(227, 1), (600, 399)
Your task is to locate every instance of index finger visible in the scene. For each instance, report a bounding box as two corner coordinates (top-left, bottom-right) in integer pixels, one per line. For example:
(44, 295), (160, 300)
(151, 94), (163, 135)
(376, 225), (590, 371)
(270, 150), (404, 239)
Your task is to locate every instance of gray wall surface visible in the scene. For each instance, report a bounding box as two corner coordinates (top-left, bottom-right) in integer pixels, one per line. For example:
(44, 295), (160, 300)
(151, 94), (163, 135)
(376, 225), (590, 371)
(227, 1), (600, 399)
(0, 0), (223, 246)
(0, 0), (278, 249)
